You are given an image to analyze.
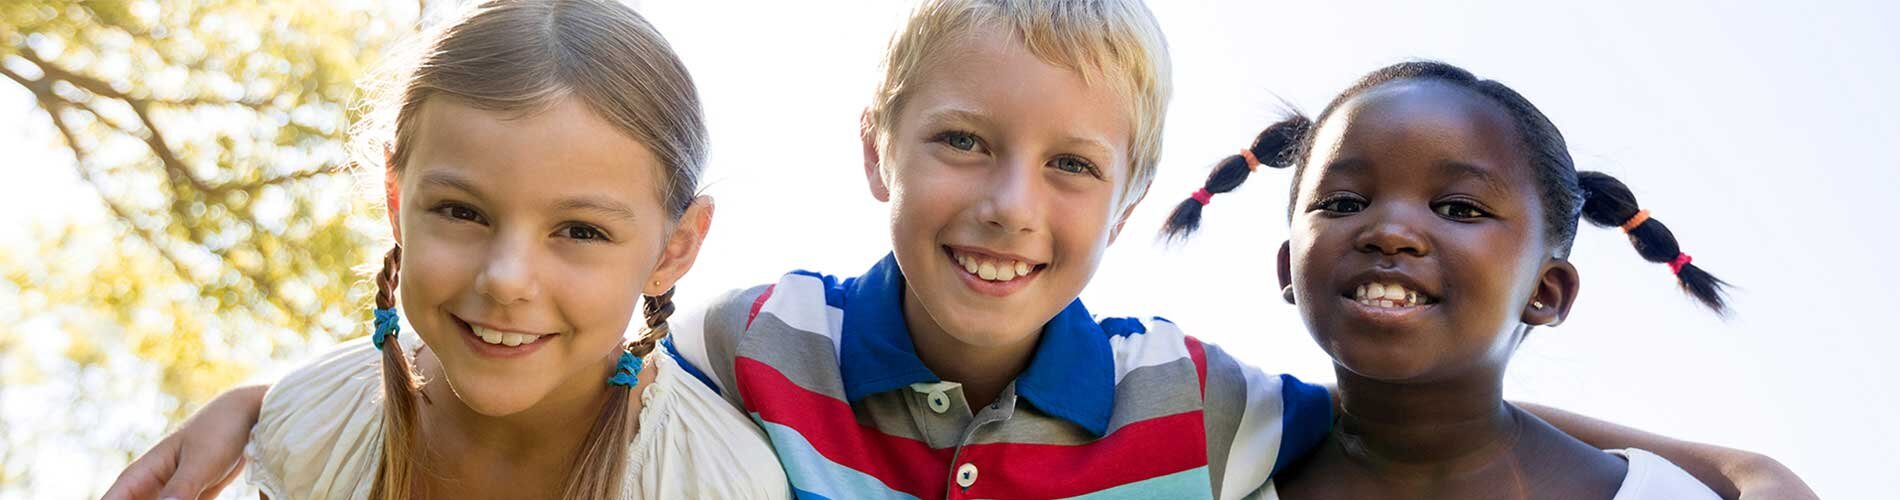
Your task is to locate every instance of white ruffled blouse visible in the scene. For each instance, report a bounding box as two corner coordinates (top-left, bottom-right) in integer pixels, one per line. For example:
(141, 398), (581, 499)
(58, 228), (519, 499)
(243, 337), (789, 499)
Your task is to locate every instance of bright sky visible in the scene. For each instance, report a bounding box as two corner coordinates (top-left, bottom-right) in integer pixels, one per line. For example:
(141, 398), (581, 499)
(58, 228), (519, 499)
(3, 0), (1895, 497)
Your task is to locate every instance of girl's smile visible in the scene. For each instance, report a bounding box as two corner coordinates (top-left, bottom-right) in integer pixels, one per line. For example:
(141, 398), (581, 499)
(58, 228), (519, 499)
(1337, 269), (1443, 329)
(451, 314), (559, 359)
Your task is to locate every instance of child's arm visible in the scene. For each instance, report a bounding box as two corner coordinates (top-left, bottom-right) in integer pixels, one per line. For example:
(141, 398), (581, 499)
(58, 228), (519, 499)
(103, 384), (267, 500)
(1518, 402), (1816, 500)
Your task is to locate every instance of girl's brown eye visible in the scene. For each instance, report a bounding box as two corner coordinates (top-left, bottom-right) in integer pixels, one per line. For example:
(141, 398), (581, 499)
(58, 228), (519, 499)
(432, 203), (488, 224)
(564, 225), (607, 241)
(1433, 201), (1490, 220)
(1318, 197), (1366, 213)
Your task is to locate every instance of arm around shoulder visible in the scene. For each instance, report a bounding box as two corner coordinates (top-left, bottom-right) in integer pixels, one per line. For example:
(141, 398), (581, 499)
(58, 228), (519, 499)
(1520, 401), (1816, 500)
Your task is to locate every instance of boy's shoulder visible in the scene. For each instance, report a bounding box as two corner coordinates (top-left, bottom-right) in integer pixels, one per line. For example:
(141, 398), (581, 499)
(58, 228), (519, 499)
(667, 269), (847, 403)
(1093, 315), (1333, 500)
(707, 268), (847, 322)
(1094, 315), (1206, 381)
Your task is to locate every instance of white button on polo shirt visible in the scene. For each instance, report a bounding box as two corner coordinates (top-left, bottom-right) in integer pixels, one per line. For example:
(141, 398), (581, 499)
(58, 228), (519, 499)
(956, 462), (978, 488)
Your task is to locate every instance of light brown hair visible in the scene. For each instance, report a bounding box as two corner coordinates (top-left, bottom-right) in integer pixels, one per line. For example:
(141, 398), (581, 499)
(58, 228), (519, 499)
(357, 0), (706, 497)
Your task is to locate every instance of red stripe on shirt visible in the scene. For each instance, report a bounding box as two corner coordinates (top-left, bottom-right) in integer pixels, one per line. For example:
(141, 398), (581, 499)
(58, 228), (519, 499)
(1185, 336), (1208, 400)
(736, 356), (952, 497)
(745, 285), (776, 329)
(953, 410), (1210, 498)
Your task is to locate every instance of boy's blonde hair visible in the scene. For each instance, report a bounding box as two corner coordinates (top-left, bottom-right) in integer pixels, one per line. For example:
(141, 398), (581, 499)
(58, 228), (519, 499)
(865, 0), (1172, 205)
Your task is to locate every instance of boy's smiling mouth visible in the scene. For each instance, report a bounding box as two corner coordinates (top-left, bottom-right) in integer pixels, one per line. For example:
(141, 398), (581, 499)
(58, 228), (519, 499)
(944, 245), (1048, 296)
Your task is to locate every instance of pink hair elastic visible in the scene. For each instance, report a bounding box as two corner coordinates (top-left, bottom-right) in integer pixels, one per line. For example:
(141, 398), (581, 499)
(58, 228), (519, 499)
(1190, 188), (1214, 206)
(1669, 253), (1694, 275)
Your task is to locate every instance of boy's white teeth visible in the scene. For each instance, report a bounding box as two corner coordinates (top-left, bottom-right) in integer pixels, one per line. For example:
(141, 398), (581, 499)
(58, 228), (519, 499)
(954, 251), (1033, 283)
(471, 325), (542, 347)
(1354, 282), (1431, 308)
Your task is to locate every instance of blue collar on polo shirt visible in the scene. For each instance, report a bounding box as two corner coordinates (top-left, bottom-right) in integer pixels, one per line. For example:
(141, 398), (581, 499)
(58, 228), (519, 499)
(837, 253), (1115, 437)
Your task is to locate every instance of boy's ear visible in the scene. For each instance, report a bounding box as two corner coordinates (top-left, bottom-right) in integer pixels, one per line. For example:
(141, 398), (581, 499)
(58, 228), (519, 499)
(647, 196), (716, 295)
(1105, 185), (1149, 244)
(861, 110), (891, 202)
(383, 144), (403, 244)
(1523, 259), (1580, 327)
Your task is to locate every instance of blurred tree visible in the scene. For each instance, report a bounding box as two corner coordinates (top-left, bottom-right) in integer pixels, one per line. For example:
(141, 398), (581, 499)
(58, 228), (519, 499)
(0, 0), (419, 495)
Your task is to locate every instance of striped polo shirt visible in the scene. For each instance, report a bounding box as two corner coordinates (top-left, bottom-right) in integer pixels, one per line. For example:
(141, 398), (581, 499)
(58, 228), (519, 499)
(666, 254), (1331, 499)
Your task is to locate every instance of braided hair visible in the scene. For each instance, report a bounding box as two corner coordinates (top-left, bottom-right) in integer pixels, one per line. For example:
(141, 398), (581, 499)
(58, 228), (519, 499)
(1161, 61), (1729, 314)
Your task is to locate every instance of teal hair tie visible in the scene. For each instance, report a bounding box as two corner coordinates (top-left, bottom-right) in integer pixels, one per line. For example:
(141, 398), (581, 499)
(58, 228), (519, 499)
(372, 308), (400, 350)
(608, 350), (644, 388)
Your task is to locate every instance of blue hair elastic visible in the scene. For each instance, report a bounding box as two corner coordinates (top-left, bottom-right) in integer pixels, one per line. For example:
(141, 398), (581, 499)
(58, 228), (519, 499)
(608, 350), (644, 388)
(372, 308), (400, 350)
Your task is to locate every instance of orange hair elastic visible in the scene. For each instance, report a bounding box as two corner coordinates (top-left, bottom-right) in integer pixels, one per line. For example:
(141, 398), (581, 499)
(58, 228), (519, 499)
(1620, 209), (1651, 233)
(1239, 148), (1261, 171)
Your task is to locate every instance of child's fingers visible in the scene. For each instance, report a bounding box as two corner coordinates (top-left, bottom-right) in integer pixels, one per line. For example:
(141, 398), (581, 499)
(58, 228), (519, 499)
(153, 449), (236, 500)
(101, 439), (180, 500)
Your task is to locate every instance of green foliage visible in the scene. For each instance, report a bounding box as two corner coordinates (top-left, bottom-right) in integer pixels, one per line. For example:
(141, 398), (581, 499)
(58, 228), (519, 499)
(0, 0), (418, 494)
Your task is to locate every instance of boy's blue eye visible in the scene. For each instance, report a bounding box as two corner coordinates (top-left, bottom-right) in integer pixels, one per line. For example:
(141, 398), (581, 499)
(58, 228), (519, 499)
(1433, 201), (1490, 220)
(937, 131), (982, 152)
(1051, 156), (1101, 178)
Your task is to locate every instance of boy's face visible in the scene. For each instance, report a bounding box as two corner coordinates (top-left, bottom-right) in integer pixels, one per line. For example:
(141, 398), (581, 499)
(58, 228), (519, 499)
(865, 25), (1140, 350)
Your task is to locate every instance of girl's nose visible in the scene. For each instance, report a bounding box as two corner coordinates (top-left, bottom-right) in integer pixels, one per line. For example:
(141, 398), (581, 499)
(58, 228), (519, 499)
(475, 237), (541, 305)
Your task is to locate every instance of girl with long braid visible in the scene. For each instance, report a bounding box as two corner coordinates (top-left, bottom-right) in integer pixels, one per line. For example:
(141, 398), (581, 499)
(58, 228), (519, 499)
(237, 1), (787, 498)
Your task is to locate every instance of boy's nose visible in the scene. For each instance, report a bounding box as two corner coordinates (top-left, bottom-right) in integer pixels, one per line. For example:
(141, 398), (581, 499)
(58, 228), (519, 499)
(977, 157), (1040, 234)
(476, 237), (542, 305)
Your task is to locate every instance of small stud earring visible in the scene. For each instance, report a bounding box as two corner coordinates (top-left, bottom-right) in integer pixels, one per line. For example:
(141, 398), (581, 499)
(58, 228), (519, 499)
(1282, 285), (1296, 304)
(1533, 301), (1546, 309)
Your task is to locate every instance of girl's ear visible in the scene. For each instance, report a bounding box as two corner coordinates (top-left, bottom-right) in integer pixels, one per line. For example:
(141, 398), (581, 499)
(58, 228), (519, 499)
(1277, 241), (1294, 291)
(1277, 241), (1295, 304)
(861, 110), (891, 202)
(1524, 259), (1581, 327)
(384, 144), (403, 244)
(646, 196), (715, 295)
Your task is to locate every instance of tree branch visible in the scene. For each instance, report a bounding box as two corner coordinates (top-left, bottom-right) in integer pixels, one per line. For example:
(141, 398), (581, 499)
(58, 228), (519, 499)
(39, 94), (201, 289)
(14, 49), (217, 195)
(13, 58), (303, 324)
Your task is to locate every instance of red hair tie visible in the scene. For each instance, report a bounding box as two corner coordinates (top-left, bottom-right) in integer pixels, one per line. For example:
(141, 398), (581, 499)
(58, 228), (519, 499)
(1239, 149), (1262, 171)
(1668, 253), (1693, 275)
(1190, 188), (1214, 206)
